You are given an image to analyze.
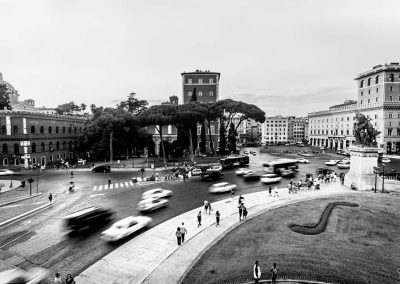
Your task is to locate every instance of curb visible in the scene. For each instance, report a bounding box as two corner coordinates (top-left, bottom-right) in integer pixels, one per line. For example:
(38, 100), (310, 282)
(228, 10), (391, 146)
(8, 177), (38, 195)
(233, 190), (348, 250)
(243, 280), (338, 284)
(0, 193), (43, 207)
(0, 201), (53, 229)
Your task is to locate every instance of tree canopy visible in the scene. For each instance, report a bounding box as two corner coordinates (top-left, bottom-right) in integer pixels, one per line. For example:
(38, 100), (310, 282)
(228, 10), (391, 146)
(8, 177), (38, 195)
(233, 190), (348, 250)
(0, 84), (12, 110)
(55, 101), (84, 115)
(117, 93), (148, 114)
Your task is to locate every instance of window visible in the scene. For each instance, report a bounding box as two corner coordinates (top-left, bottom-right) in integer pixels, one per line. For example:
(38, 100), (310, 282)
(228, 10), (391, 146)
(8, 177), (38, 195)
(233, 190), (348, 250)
(368, 99), (370, 103)
(376, 97), (378, 102)
(3, 158), (8, 166)
(56, 127), (59, 134)
(188, 79), (192, 84)
(389, 113), (393, 118)
(30, 142), (36, 153)
(40, 126), (44, 134)
(13, 126), (18, 134)
(361, 91), (363, 96)
(56, 141), (60, 150)
(367, 78), (371, 86)
(376, 88), (379, 93)
(31, 126), (35, 134)
(62, 127), (66, 133)
(368, 90), (370, 94)
(32, 157), (36, 164)
(390, 86), (393, 92)
(188, 92), (192, 96)
(63, 141), (66, 149)
(198, 92), (203, 96)
(388, 129), (392, 136)
(347, 117), (349, 121)
(375, 75), (380, 84)
(346, 130), (349, 135)
(389, 74), (394, 82)
(14, 143), (20, 155)
(198, 78), (203, 84)
(41, 142), (45, 152)
(209, 91), (214, 96)
(69, 127), (72, 133)
(341, 130), (343, 135)
(74, 127), (77, 133)
(48, 126), (52, 134)
(3, 143), (7, 153)
(211, 125), (215, 134)
(375, 114), (378, 119)
(57, 154), (60, 160)
(49, 142), (53, 152)
(209, 78), (214, 84)
(1, 125), (6, 134)
(398, 129), (400, 136)
(69, 141), (72, 150)
(360, 80), (364, 88)
(390, 96), (393, 102)
(197, 125), (201, 135)
(389, 122), (392, 126)
(360, 100), (363, 105)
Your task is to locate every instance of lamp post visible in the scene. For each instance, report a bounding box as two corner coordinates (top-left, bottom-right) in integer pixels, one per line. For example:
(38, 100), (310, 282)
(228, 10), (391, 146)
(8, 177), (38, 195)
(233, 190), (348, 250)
(381, 163), (386, 193)
(373, 166), (380, 193)
(9, 173), (13, 188)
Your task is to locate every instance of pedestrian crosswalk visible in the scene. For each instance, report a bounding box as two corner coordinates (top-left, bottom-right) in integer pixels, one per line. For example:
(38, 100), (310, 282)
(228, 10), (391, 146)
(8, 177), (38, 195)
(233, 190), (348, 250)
(93, 181), (135, 191)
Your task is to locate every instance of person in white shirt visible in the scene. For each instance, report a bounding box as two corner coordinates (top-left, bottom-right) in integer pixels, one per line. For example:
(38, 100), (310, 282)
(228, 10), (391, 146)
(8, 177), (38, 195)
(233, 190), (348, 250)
(253, 261), (261, 283)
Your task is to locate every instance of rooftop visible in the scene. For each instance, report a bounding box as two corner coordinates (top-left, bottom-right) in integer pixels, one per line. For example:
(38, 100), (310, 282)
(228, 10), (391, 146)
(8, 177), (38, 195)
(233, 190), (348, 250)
(355, 62), (400, 80)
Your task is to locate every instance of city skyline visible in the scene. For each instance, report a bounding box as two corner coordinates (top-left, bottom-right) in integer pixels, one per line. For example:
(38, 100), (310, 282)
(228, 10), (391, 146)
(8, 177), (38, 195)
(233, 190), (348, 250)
(1, 0), (400, 116)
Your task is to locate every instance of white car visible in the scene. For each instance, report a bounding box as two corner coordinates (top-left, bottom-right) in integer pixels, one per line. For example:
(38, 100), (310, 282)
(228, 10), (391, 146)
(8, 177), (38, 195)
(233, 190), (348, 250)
(243, 150), (249, 154)
(142, 188), (172, 199)
(260, 174), (282, 184)
(191, 168), (203, 176)
(206, 165), (222, 173)
(209, 182), (237, 193)
(297, 158), (310, 164)
(77, 158), (87, 165)
(137, 198), (169, 212)
(101, 216), (152, 242)
(0, 169), (15, 176)
(325, 160), (339, 166)
(0, 267), (49, 284)
(235, 168), (253, 176)
(381, 157), (391, 163)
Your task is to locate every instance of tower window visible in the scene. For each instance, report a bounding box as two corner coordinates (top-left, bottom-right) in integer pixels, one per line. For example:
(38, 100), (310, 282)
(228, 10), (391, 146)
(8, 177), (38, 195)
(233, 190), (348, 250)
(360, 80), (364, 88)
(188, 79), (192, 84)
(198, 78), (203, 84)
(209, 91), (214, 96)
(367, 78), (371, 86)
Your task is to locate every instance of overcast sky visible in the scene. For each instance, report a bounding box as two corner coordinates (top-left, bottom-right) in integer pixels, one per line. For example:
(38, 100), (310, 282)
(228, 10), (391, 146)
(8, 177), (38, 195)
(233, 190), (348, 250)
(1, 0), (400, 116)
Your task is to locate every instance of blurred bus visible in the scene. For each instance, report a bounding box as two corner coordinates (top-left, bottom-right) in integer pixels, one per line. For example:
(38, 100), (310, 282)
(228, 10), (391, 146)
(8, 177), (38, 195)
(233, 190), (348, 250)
(220, 155), (250, 169)
(263, 159), (298, 174)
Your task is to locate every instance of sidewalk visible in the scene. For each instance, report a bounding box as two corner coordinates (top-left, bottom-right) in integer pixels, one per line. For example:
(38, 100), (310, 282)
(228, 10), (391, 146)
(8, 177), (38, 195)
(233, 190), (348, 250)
(75, 182), (353, 284)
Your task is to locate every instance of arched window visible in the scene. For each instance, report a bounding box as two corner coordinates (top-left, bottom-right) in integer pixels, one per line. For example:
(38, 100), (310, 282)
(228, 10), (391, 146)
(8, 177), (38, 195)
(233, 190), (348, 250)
(63, 141), (66, 149)
(31, 126), (35, 134)
(56, 141), (60, 150)
(3, 143), (8, 153)
(74, 141), (78, 149)
(367, 78), (371, 86)
(14, 143), (20, 155)
(375, 75), (380, 84)
(69, 141), (72, 150)
(32, 143), (36, 153)
(41, 142), (45, 152)
(49, 142), (53, 152)
(62, 127), (66, 134)
(360, 80), (364, 88)
(74, 127), (77, 133)
(1, 125), (5, 134)
(80, 127), (82, 133)
(389, 74), (394, 82)
(13, 126), (18, 134)
(40, 126), (44, 134)
(68, 127), (72, 134)
(56, 127), (59, 134)
(48, 126), (52, 134)
(3, 158), (8, 166)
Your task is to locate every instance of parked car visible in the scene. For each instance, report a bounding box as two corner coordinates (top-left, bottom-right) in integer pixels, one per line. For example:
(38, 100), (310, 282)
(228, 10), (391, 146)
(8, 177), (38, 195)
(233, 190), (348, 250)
(0, 169), (16, 176)
(0, 267), (49, 284)
(260, 174), (282, 184)
(296, 158), (310, 164)
(63, 207), (114, 233)
(142, 188), (172, 199)
(91, 164), (111, 173)
(206, 165), (222, 173)
(101, 216), (152, 242)
(209, 182), (237, 193)
(137, 198), (168, 212)
(235, 168), (253, 176)
(191, 168), (203, 176)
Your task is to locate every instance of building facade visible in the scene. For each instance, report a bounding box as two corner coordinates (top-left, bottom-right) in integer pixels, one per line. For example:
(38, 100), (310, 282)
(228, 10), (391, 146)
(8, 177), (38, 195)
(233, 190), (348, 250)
(0, 111), (85, 168)
(181, 70), (220, 104)
(308, 62), (400, 154)
(288, 117), (308, 143)
(262, 116), (289, 144)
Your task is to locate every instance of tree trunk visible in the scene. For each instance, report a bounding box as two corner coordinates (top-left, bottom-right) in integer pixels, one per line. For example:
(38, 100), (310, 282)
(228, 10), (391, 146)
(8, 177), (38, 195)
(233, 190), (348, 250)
(158, 127), (167, 165)
(188, 128), (194, 163)
(207, 120), (215, 155)
(109, 131), (113, 164)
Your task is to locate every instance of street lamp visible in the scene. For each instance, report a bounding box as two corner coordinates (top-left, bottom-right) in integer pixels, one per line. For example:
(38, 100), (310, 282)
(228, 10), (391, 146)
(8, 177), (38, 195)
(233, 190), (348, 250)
(381, 163), (386, 193)
(373, 166), (380, 193)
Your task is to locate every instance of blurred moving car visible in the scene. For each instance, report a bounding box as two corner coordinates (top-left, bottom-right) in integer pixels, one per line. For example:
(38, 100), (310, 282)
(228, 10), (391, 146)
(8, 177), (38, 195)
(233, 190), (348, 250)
(235, 168), (253, 176)
(206, 165), (223, 173)
(209, 182), (237, 193)
(142, 188), (172, 199)
(243, 172), (262, 181)
(325, 160), (339, 166)
(0, 169), (16, 176)
(296, 158), (310, 164)
(137, 198), (168, 212)
(260, 173), (282, 184)
(280, 169), (296, 178)
(91, 164), (111, 173)
(101, 216), (152, 242)
(64, 207), (114, 233)
(381, 157), (391, 163)
(191, 168), (203, 176)
(243, 150), (249, 154)
(0, 267), (49, 284)
(320, 147), (326, 150)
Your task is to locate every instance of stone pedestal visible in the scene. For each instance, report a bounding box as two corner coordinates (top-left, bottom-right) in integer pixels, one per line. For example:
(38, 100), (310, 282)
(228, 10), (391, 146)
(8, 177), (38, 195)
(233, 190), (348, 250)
(344, 146), (379, 191)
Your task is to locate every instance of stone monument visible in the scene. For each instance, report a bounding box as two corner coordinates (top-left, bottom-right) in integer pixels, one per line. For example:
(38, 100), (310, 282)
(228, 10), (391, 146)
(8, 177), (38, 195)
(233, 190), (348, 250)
(344, 113), (381, 190)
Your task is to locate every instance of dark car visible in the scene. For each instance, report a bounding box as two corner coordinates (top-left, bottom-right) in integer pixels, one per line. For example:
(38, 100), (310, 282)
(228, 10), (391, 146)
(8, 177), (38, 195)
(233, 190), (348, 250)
(316, 167), (331, 175)
(201, 171), (224, 181)
(64, 207), (114, 233)
(243, 172), (262, 181)
(91, 164), (111, 173)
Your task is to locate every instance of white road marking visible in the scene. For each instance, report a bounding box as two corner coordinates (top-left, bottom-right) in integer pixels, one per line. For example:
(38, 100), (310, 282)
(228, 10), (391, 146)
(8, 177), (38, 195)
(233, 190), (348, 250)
(129, 181), (134, 186)
(125, 182), (129, 187)
(93, 186), (98, 191)
(115, 183), (119, 189)
(110, 184), (114, 189)
(99, 185), (103, 191)
(120, 183), (124, 187)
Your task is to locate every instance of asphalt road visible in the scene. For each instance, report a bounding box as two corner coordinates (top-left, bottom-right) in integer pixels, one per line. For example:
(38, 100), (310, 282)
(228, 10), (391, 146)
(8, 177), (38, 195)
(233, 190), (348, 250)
(0, 146), (356, 282)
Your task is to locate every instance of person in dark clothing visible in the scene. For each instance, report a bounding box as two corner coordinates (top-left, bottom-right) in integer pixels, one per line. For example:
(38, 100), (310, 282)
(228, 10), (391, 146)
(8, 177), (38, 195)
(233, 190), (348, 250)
(216, 211), (220, 226)
(48, 193), (53, 203)
(270, 263), (277, 284)
(65, 274), (75, 284)
(197, 211), (202, 227)
(242, 206), (248, 220)
(238, 203), (243, 220)
(108, 177), (111, 187)
(268, 186), (272, 196)
(176, 227), (182, 245)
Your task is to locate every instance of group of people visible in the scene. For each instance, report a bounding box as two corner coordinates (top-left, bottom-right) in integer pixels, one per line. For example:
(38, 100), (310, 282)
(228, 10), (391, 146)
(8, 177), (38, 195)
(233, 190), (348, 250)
(54, 272), (75, 284)
(318, 172), (338, 183)
(253, 261), (278, 284)
(238, 195), (248, 221)
(175, 222), (188, 245)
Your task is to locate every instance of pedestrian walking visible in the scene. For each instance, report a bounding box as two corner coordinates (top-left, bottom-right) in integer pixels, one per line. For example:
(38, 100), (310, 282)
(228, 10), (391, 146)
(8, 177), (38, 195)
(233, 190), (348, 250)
(231, 186), (235, 198)
(65, 274), (76, 284)
(242, 205), (248, 220)
(298, 180), (302, 191)
(253, 261), (261, 284)
(204, 200), (209, 213)
(208, 201), (212, 214)
(238, 203), (243, 220)
(270, 263), (277, 284)
(183, 173), (186, 182)
(108, 177), (111, 187)
(48, 193), (53, 203)
(273, 186), (279, 197)
(180, 222), (187, 242)
(197, 211), (202, 227)
(54, 272), (62, 284)
(176, 227), (182, 245)
(268, 186), (272, 197)
(239, 195), (244, 205)
(215, 210), (220, 226)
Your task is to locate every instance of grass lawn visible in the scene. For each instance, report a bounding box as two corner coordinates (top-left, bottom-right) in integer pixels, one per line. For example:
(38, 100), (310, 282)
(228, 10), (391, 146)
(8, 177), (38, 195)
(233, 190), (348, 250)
(182, 193), (400, 284)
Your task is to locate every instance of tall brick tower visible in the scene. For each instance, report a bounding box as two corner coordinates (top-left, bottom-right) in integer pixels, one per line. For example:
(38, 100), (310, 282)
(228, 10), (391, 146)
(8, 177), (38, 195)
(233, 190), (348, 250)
(181, 70), (220, 104)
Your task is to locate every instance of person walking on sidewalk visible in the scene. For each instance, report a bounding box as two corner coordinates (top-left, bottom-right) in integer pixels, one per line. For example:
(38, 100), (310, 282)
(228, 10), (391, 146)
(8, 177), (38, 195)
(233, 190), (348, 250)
(238, 203), (244, 220)
(268, 186), (272, 197)
(204, 200), (209, 213)
(108, 177), (111, 187)
(270, 263), (277, 284)
(54, 272), (62, 284)
(242, 205), (248, 220)
(273, 186), (279, 197)
(231, 186), (235, 198)
(208, 201), (212, 214)
(65, 274), (75, 284)
(197, 211), (202, 227)
(239, 195), (244, 205)
(180, 222), (187, 242)
(48, 193), (53, 203)
(253, 261), (261, 284)
(215, 210), (220, 226)
(175, 227), (182, 245)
